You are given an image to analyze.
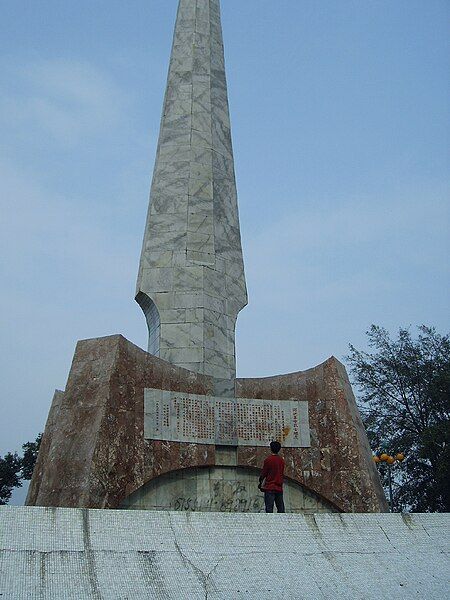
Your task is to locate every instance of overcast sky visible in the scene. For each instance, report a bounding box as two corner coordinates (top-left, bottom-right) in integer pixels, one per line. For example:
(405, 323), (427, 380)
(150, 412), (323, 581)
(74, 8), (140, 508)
(1, 0), (449, 497)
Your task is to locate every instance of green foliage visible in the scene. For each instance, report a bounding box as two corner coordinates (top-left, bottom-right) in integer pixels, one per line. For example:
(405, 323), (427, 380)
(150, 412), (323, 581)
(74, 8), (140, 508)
(21, 434), (42, 480)
(347, 325), (450, 512)
(0, 452), (22, 505)
(0, 434), (42, 504)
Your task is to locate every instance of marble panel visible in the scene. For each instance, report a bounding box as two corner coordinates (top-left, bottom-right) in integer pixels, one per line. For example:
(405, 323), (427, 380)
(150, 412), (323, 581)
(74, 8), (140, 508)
(150, 192), (188, 215)
(169, 56), (194, 74)
(203, 293), (225, 314)
(152, 179), (190, 201)
(191, 129), (213, 152)
(211, 65), (227, 86)
(213, 179), (238, 221)
(163, 96), (192, 117)
(211, 119), (233, 157)
(211, 22), (224, 43)
(204, 348), (235, 371)
(189, 161), (213, 184)
(165, 83), (192, 103)
(190, 146), (213, 166)
(172, 251), (188, 266)
(193, 55), (210, 76)
(213, 222), (242, 254)
(195, 0), (210, 17)
(192, 74), (211, 87)
(177, 3), (196, 20)
(187, 212), (213, 233)
(170, 290), (200, 308)
(186, 249), (215, 265)
(211, 91), (230, 125)
(171, 43), (193, 59)
(163, 347), (204, 365)
(152, 159), (190, 183)
(173, 30), (195, 47)
(176, 18), (196, 32)
(194, 32), (208, 48)
(147, 212), (187, 234)
(187, 195), (213, 213)
(204, 324), (234, 354)
(151, 292), (175, 310)
(158, 308), (186, 324)
(212, 151), (235, 177)
(226, 297), (247, 319)
(175, 362), (205, 373)
(195, 19), (210, 35)
(173, 266), (204, 291)
(145, 229), (187, 252)
(193, 43), (211, 61)
(160, 322), (203, 350)
(213, 378), (236, 398)
(140, 267), (173, 293)
(214, 256), (227, 273)
(185, 308), (204, 323)
(224, 257), (245, 281)
(225, 275), (247, 302)
(157, 144), (191, 164)
(203, 308), (228, 328)
(203, 267), (226, 298)
(142, 251), (173, 268)
(188, 177), (213, 201)
(166, 71), (193, 89)
(186, 232), (214, 254)
(144, 391), (311, 448)
(192, 110), (211, 133)
(162, 112), (191, 131)
(192, 86), (211, 111)
(204, 362), (231, 379)
(158, 127), (191, 148)
(211, 46), (225, 72)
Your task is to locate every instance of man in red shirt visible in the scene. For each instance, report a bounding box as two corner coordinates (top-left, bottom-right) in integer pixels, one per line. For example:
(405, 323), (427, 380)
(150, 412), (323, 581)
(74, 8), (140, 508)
(258, 441), (285, 513)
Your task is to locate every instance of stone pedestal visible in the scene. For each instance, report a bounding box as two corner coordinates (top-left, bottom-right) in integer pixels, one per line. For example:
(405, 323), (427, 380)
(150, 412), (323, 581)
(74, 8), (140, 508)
(27, 335), (387, 513)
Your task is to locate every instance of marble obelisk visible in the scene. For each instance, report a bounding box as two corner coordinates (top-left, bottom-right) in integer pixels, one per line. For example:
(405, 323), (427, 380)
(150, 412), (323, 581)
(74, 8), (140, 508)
(136, 0), (247, 380)
(26, 0), (387, 513)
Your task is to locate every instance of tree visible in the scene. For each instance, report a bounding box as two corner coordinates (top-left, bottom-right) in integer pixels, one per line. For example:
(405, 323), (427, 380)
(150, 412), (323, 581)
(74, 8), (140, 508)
(21, 434), (42, 480)
(0, 452), (22, 505)
(347, 325), (450, 512)
(0, 434), (42, 504)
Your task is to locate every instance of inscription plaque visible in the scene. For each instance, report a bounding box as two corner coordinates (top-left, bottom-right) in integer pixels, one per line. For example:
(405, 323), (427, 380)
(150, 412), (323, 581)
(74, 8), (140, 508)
(144, 389), (310, 447)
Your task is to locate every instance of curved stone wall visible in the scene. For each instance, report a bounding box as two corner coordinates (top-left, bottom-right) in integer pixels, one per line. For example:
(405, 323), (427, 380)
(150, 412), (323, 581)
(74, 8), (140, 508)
(120, 466), (338, 513)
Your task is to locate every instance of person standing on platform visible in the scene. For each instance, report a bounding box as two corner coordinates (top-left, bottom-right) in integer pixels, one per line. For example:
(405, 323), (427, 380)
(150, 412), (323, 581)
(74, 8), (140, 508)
(259, 441), (285, 513)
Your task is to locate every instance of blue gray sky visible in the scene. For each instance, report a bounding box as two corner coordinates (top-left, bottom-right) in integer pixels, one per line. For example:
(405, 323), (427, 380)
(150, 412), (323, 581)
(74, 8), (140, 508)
(1, 0), (449, 484)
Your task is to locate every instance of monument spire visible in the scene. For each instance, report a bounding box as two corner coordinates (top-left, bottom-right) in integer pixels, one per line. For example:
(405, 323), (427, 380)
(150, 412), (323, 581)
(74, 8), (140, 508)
(136, 0), (247, 380)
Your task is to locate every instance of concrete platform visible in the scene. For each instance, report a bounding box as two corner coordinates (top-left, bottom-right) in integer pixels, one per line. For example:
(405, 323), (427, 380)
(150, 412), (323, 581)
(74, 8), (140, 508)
(0, 507), (448, 599)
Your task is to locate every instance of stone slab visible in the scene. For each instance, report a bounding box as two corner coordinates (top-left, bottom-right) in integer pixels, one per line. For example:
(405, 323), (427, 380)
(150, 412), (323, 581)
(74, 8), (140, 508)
(144, 388), (311, 447)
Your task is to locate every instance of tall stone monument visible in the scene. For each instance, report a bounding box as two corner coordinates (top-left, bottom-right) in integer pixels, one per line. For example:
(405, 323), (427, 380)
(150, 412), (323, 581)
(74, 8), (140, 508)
(27, 0), (387, 514)
(136, 0), (247, 382)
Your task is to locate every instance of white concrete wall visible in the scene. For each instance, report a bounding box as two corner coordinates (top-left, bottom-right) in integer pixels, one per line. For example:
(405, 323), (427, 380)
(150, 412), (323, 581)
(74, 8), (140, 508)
(1, 506), (448, 599)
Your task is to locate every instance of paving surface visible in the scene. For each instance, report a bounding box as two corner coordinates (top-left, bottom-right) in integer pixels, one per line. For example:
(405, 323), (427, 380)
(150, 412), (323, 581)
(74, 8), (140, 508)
(1, 507), (448, 599)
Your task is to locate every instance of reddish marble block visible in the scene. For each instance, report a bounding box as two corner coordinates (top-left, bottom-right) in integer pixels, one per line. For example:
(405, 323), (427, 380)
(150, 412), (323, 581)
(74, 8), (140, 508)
(27, 335), (387, 512)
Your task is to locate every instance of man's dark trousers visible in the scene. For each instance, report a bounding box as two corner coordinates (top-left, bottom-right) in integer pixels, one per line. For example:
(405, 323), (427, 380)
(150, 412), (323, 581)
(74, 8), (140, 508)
(264, 491), (285, 513)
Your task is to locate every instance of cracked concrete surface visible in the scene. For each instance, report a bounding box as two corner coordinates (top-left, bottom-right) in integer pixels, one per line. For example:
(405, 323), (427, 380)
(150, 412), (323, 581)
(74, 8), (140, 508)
(1, 507), (449, 599)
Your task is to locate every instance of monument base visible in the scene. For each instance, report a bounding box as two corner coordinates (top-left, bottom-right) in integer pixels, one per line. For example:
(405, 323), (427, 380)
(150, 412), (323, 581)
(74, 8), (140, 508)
(27, 334), (387, 513)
